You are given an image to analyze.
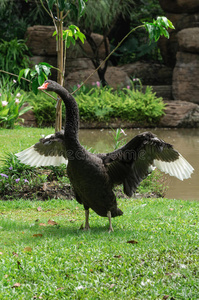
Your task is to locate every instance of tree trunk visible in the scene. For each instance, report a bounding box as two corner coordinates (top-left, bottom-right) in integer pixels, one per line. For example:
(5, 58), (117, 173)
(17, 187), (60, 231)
(55, 10), (64, 133)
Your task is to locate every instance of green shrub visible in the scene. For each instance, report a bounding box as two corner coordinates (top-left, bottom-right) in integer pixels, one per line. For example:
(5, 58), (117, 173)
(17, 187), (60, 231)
(27, 91), (64, 127)
(28, 83), (165, 126)
(0, 80), (32, 128)
(75, 85), (165, 123)
(0, 38), (31, 89)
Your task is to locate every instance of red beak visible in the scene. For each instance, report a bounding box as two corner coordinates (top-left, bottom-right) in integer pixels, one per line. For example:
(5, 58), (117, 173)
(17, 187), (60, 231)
(38, 82), (49, 90)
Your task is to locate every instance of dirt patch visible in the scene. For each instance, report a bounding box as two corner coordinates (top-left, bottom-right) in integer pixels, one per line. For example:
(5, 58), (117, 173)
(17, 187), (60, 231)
(1, 181), (158, 201)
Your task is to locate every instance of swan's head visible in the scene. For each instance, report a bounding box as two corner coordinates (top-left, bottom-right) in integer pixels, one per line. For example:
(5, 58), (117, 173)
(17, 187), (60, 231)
(38, 80), (60, 92)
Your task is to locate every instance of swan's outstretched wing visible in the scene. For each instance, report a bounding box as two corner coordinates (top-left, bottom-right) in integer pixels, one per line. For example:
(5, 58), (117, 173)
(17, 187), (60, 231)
(16, 131), (68, 167)
(103, 131), (194, 196)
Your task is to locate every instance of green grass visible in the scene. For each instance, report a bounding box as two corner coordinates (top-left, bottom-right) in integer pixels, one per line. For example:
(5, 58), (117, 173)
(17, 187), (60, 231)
(0, 127), (54, 165)
(0, 198), (199, 299)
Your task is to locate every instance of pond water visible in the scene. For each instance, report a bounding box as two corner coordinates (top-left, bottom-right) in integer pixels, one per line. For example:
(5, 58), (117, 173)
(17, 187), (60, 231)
(79, 128), (199, 201)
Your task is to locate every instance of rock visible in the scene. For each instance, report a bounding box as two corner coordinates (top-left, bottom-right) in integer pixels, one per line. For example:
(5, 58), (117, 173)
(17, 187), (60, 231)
(173, 13), (199, 30)
(159, 0), (199, 13)
(158, 12), (199, 67)
(65, 67), (131, 90)
(172, 52), (199, 104)
(159, 101), (199, 127)
(25, 26), (109, 59)
(119, 62), (173, 85)
(65, 58), (95, 76)
(178, 28), (199, 53)
(25, 26), (56, 56)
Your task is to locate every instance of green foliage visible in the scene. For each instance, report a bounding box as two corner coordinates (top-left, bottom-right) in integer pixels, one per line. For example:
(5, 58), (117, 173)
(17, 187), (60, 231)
(45, 0), (88, 16)
(27, 91), (63, 127)
(27, 82), (165, 126)
(143, 16), (175, 42)
(58, 25), (86, 48)
(75, 84), (165, 123)
(0, 38), (31, 86)
(71, 0), (133, 34)
(0, 152), (68, 197)
(0, 152), (36, 194)
(0, 80), (32, 128)
(18, 62), (53, 94)
(111, 128), (127, 150)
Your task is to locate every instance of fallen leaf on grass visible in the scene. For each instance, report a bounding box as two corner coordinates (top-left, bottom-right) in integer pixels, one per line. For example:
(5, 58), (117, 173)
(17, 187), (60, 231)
(12, 252), (19, 257)
(48, 219), (58, 226)
(39, 223), (46, 226)
(114, 255), (122, 258)
(24, 246), (32, 252)
(162, 296), (169, 300)
(127, 240), (138, 244)
(169, 208), (174, 211)
(33, 234), (43, 237)
(12, 283), (21, 288)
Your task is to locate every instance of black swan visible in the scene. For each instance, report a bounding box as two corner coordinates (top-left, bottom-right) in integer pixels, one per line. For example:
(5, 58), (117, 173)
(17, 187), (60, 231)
(16, 80), (194, 231)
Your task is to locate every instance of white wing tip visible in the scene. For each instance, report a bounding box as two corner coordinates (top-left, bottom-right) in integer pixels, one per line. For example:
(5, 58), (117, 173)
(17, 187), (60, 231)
(153, 154), (194, 181)
(16, 146), (68, 167)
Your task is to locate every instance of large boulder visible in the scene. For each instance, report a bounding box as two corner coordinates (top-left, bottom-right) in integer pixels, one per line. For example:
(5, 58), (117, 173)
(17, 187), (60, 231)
(119, 62), (172, 85)
(172, 52), (199, 104)
(158, 12), (199, 67)
(25, 26), (109, 59)
(159, 0), (199, 13)
(26, 26), (56, 56)
(159, 101), (199, 127)
(178, 28), (199, 53)
(65, 67), (131, 90)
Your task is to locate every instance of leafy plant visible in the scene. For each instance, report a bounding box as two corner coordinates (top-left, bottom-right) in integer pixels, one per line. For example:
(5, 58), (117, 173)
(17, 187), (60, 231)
(18, 62), (53, 94)
(0, 80), (32, 128)
(27, 90), (63, 127)
(75, 84), (165, 123)
(143, 16), (175, 42)
(24, 0), (88, 132)
(111, 128), (127, 150)
(0, 38), (31, 87)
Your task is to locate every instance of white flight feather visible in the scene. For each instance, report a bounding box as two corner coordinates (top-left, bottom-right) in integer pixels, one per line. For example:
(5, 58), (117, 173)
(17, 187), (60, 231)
(16, 145), (68, 167)
(153, 154), (194, 180)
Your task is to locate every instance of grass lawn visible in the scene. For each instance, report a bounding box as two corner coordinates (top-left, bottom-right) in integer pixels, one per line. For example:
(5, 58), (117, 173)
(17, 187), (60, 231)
(0, 127), (54, 165)
(0, 197), (199, 299)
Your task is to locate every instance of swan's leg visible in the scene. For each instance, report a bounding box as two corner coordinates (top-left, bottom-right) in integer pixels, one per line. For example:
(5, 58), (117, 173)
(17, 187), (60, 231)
(107, 211), (113, 232)
(84, 209), (90, 230)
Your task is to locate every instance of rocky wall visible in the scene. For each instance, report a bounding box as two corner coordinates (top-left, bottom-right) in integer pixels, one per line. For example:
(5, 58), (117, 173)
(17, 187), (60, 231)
(158, 0), (199, 104)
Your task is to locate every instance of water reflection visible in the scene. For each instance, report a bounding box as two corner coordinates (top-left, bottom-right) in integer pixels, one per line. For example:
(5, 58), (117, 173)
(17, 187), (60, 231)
(79, 128), (199, 201)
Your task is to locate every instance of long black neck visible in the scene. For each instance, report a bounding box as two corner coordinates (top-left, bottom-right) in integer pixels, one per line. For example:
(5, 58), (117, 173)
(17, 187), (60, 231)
(56, 86), (80, 149)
